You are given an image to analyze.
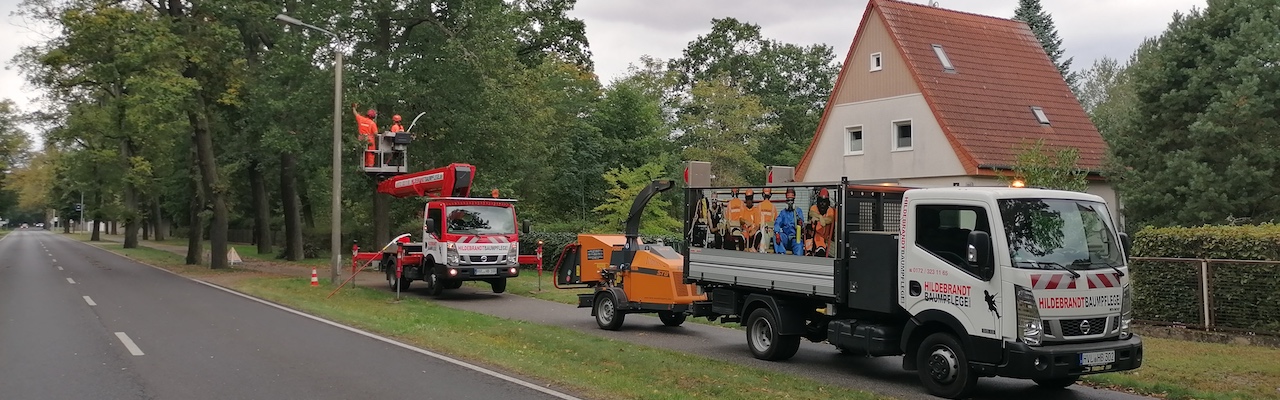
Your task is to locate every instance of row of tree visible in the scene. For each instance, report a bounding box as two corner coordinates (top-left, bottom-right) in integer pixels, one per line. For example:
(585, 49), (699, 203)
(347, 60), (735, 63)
(0, 0), (839, 267)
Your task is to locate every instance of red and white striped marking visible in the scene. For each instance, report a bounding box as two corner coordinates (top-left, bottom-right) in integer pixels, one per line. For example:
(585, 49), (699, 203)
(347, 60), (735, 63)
(1030, 272), (1120, 290)
(458, 236), (510, 244)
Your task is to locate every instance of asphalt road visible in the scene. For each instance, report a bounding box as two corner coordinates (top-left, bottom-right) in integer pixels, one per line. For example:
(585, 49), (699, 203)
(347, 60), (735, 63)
(0, 230), (578, 400)
(373, 275), (1156, 400)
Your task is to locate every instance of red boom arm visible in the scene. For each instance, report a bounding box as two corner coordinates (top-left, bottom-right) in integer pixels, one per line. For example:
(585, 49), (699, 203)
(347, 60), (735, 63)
(376, 163), (477, 198)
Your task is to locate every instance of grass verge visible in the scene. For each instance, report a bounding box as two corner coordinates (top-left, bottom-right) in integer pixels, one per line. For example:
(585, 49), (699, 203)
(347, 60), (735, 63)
(75, 237), (888, 400)
(1083, 336), (1280, 399)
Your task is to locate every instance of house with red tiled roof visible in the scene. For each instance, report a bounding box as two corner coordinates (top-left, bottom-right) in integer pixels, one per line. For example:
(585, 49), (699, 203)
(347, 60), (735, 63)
(791, 0), (1118, 218)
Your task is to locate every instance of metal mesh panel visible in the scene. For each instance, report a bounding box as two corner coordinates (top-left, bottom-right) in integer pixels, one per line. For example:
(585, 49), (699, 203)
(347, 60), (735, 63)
(1130, 258), (1203, 326)
(882, 202), (901, 231)
(1209, 261), (1280, 333)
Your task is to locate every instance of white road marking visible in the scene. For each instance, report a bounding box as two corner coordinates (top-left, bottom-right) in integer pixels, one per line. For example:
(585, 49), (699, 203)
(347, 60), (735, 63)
(73, 241), (581, 400)
(84, 296), (97, 306)
(114, 332), (144, 356)
(57, 266), (64, 271)
(67, 278), (76, 284)
(52, 258), (56, 262)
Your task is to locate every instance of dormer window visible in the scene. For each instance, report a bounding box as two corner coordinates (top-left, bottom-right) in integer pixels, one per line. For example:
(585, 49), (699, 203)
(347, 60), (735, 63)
(870, 52), (883, 72)
(931, 44), (955, 72)
(1031, 106), (1050, 125)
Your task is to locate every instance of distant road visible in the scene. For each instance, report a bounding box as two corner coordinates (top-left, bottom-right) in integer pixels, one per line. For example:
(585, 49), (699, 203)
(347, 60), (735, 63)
(0, 230), (578, 400)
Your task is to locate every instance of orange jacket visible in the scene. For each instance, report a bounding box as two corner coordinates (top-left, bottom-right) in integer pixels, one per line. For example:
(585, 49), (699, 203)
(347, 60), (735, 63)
(355, 114), (379, 135)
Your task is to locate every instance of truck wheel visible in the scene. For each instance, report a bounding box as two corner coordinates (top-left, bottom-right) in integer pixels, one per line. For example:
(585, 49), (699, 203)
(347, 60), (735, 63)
(916, 332), (978, 399)
(594, 292), (625, 330)
(1033, 377), (1078, 389)
(384, 256), (409, 290)
(658, 311), (686, 327)
(746, 308), (801, 361)
(490, 278), (507, 293)
(426, 267), (444, 296)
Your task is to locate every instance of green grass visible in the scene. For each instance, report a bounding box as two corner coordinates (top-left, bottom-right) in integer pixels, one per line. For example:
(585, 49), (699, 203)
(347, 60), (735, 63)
(1083, 336), (1280, 399)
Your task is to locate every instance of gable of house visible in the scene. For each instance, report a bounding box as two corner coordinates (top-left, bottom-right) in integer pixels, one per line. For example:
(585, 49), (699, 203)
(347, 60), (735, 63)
(796, 0), (1108, 181)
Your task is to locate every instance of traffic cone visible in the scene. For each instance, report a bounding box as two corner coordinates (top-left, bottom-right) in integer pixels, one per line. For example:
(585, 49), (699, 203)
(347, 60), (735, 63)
(310, 268), (319, 287)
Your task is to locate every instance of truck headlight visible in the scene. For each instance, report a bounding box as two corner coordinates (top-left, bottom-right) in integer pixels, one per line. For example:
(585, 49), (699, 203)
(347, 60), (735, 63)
(1120, 284), (1133, 340)
(507, 243), (519, 265)
(1015, 284), (1043, 346)
(446, 247), (460, 266)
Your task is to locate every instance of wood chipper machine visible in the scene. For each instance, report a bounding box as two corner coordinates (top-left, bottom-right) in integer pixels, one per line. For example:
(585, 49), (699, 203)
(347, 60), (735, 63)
(552, 179), (716, 330)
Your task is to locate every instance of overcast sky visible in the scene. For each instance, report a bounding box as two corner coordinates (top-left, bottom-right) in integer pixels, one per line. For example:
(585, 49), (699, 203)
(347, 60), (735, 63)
(1, 0), (1206, 138)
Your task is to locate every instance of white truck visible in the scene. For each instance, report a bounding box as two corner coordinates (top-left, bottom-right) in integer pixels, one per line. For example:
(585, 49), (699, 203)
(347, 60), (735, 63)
(682, 165), (1142, 398)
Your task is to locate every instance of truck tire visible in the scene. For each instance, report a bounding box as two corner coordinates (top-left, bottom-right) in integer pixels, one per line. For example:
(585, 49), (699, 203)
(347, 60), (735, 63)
(658, 311), (686, 327)
(1033, 377), (1078, 389)
(916, 332), (978, 399)
(426, 266), (445, 296)
(746, 307), (801, 361)
(490, 278), (507, 293)
(594, 292), (625, 331)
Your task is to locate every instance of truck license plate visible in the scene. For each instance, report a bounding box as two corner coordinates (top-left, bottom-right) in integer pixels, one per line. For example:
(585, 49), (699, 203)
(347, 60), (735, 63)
(1080, 351), (1115, 366)
(474, 268), (497, 275)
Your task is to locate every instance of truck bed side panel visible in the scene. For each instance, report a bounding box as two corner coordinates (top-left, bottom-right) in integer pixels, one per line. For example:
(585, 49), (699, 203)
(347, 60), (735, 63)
(688, 249), (836, 297)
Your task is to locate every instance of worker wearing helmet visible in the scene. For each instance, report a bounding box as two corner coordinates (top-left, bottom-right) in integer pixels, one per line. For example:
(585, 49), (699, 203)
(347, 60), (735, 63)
(390, 114), (405, 133)
(352, 103), (379, 167)
(773, 188), (804, 255)
(742, 189), (762, 252)
(756, 188), (777, 253)
(808, 188), (837, 257)
(724, 188), (746, 251)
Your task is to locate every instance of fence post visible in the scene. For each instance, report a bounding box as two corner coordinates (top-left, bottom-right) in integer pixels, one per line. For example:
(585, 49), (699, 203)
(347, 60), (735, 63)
(1200, 259), (1211, 329)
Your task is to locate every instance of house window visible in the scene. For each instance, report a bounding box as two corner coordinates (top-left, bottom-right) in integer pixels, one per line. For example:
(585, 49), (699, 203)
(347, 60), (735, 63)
(893, 120), (913, 150)
(870, 52), (883, 72)
(1031, 106), (1050, 125)
(847, 126), (864, 155)
(931, 44), (955, 72)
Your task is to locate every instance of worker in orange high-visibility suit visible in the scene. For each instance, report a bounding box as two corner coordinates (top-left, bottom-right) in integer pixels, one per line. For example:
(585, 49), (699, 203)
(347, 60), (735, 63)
(390, 114), (405, 133)
(352, 103), (379, 167)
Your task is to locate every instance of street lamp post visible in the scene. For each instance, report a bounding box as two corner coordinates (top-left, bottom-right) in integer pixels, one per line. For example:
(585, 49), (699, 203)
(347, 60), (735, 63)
(275, 14), (343, 284)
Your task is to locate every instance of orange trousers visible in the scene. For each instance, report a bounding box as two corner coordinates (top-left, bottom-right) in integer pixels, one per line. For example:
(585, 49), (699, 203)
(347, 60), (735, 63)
(363, 134), (376, 167)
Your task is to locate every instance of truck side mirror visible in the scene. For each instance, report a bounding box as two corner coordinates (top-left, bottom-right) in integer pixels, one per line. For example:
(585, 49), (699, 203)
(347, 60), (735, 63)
(521, 220), (531, 235)
(425, 218), (437, 235)
(1118, 232), (1132, 258)
(967, 231), (995, 280)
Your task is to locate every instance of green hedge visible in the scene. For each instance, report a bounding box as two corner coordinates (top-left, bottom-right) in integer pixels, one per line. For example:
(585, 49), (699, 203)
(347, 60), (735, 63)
(1132, 224), (1280, 333)
(518, 231), (685, 269)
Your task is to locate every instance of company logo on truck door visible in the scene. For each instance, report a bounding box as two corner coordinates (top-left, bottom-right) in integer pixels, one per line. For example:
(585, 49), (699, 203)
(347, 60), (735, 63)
(922, 282), (971, 307)
(1031, 272), (1121, 290)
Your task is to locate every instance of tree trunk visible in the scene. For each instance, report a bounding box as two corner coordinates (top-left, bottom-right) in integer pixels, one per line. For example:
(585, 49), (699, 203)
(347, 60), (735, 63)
(91, 183), (102, 241)
(122, 139), (140, 249)
(151, 199), (166, 241)
(298, 172), (316, 229)
(110, 221), (117, 235)
(63, 219), (71, 234)
(281, 153), (304, 261)
(142, 220), (150, 240)
(374, 191), (390, 248)
(249, 160), (273, 255)
(186, 150), (204, 265)
(187, 97), (228, 269)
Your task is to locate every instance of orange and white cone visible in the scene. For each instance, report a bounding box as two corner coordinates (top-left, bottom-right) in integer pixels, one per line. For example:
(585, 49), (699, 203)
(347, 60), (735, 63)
(310, 268), (320, 287)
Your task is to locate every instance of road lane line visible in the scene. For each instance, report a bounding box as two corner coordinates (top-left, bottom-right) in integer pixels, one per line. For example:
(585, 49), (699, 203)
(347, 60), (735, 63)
(52, 258), (56, 262)
(57, 266), (64, 271)
(67, 278), (76, 284)
(84, 296), (97, 306)
(114, 332), (144, 356)
(72, 237), (582, 400)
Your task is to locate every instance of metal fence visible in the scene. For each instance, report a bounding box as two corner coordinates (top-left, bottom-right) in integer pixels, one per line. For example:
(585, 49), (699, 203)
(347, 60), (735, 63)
(1129, 257), (1280, 336)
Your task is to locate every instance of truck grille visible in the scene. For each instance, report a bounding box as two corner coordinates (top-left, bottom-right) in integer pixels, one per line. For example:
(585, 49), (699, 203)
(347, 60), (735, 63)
(468, 255), (503, 263)
(1058, 317), (1108, 337)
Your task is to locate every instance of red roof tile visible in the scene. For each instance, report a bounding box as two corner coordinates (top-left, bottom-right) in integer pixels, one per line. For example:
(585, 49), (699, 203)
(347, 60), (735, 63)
(796, 0), (1107, 180)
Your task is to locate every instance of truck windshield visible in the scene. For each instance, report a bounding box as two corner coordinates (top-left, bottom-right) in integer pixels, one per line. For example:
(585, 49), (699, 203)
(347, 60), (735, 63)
(997, 198), (1124, 271)
(446, 205), (516, 235)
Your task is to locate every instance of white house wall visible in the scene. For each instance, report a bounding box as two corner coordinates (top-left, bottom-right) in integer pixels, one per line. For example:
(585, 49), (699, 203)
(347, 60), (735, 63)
(804, 94), (966, 183)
